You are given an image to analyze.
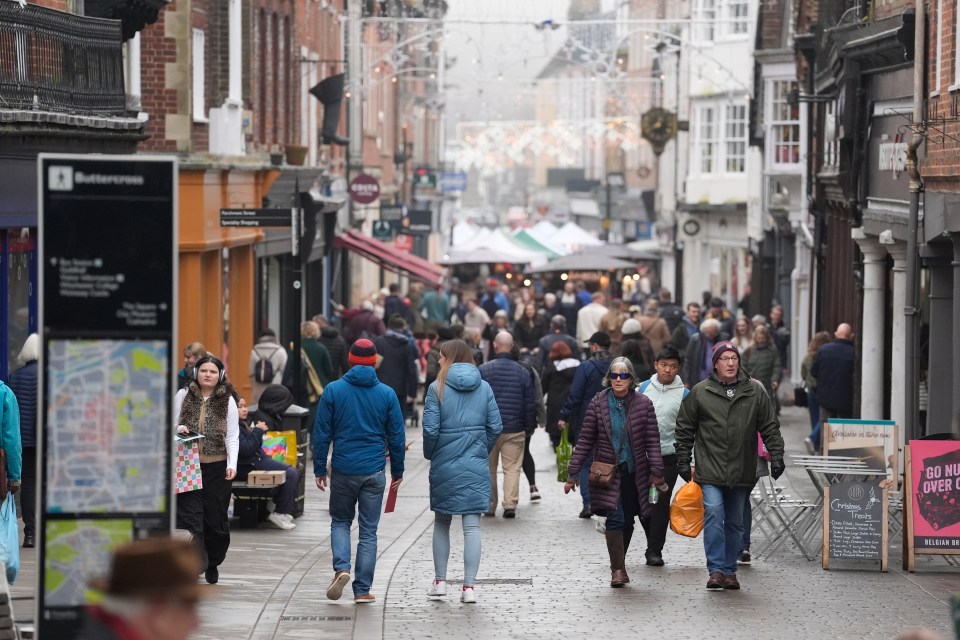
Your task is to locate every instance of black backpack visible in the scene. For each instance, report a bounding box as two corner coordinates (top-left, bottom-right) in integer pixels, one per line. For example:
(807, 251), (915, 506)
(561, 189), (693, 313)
(254, 347), (280, 383)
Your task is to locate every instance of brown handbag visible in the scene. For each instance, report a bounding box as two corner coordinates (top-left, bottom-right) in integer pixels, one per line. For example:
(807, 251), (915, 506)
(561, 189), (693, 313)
(587, 394), (628, 489)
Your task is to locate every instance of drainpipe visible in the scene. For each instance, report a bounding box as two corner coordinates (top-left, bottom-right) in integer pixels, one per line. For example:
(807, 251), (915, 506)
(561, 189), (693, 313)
(904, 1), (925, 441)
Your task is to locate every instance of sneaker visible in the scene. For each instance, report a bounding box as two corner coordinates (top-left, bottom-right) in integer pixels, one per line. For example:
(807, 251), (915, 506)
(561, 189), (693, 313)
(530, 486), (541, 501)
(706, 571), (725, 590)
(579, 505), (592, 519)
(427, 579), (447, 597)
(723, 573), (741, 590)
(354, 593), (376, 604)
(738, 550), (751, 565)
(645, 551), (665, 567)
(502, 509), (516, 518)
(326, 570), (350, 600)
(267, 512), (296, 530)
(460, 586), (477, 604)
(803, 437), (816, 455)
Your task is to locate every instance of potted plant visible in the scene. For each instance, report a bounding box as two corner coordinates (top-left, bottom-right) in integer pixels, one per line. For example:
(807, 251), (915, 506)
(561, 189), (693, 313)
(285, 144), (308, 166)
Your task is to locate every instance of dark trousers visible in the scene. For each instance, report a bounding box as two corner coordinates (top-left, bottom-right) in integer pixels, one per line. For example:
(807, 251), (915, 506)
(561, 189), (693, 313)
(176, 460), (231, 570)
(640, 454), (679, 554)
(522, 432), (536, 487)
(238, 457), (300, 515)
(20, 447), (36, 535)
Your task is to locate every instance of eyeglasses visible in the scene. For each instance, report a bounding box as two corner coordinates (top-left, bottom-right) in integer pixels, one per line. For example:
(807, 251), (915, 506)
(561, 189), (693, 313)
(609, 373), (631, 380)
(716, 356), (739, 364)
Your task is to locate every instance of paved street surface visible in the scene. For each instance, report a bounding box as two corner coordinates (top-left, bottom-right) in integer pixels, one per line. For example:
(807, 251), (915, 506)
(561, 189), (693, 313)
(10, 407), (959, 639)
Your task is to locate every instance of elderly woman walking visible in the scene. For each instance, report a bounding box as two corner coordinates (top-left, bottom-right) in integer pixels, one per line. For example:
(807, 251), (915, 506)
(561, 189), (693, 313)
(564, 357), (664, 587)
(422, 340), (503, 604)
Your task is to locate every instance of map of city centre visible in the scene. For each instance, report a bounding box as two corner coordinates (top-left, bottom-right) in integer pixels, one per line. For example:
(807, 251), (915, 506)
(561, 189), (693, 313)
(46, 340), (169, 514)
(44, 519), (132, 607)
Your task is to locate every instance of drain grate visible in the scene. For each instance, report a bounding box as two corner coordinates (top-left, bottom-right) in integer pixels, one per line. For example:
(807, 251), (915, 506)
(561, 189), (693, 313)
(472, 578), (532, 585)
(280, 615), (353, 622)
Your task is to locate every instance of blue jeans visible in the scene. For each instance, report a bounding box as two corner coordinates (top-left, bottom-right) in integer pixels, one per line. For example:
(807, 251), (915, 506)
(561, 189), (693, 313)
(433, 513), (481, 587)
(329, 470), (386, 596)
(701, 484), (750, 574)
(579, 453), (593, 507)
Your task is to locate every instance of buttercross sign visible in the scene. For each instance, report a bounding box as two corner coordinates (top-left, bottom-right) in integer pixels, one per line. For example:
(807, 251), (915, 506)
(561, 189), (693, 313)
(349, 174), (380, 204)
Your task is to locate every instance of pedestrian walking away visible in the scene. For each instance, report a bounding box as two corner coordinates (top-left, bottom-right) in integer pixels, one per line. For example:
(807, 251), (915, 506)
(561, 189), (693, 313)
(173, 355), (239, 585)
(637, 346), (689, 567)
(422, 340), (503, 604)
(313, 339), (406, 604)
(7, 333), (34, 548)
(478, 333), (535, 518)
(248, 329), (287, 403)
(675, 342), (784, 591)
(564, 357), (664, 588)
(811, 323), (856, 423)
(541, 341), (580, 449)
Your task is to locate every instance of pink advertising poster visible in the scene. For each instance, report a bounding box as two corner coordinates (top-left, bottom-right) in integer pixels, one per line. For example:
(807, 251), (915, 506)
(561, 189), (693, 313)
(909, 440), (960, 551)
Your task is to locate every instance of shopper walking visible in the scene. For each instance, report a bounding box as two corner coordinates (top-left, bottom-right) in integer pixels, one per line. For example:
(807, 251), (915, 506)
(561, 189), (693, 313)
(7, 334), (35, 547)
(422, 340), (503, 604)
(563, 357), (664, 587)
(541, 341), (580, 449)
(313, 339), (406, 604)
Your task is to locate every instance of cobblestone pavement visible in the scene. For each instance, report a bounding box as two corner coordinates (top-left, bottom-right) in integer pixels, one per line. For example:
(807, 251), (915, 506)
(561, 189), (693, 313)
(10, 407), (959, 639)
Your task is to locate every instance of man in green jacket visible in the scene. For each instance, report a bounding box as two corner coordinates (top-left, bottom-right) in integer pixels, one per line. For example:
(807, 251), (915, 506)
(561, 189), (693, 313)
(675, 341), (785, 591)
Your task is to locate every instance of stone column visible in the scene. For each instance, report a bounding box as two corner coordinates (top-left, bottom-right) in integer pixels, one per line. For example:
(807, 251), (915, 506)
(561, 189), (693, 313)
(882, 238), (907, 441)
(927, 259), (953, 434)
(852, 228), (886, 420)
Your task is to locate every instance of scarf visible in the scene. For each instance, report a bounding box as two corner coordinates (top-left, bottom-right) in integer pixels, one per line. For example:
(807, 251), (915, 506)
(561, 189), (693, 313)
(607, 392), (633, 472)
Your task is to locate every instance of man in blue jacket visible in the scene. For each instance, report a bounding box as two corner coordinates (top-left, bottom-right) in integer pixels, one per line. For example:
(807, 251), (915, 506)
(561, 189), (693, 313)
(479, 332), (535, 519)
(313, 339), (406, 604)
(811, 322), (856, 421)
(558, 331), (612, 518)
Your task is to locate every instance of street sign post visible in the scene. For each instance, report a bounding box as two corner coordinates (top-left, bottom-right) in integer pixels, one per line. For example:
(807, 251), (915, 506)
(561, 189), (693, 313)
(220, 208), (294, 227)
(439, 171), (468, 192)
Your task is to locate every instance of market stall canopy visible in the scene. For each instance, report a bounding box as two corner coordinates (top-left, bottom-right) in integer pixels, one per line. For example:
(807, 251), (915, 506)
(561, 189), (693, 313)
(549, 221), (604, 248)
(530, 220), (559, 238)
(444, 227), (551, 265)
(452, 220), (481, 246)
(579, 243), (661, 261)
(450, 225), (493, 250)
(335, 229), (444, 286)
(525, 252), (638, 274)
(511, 229), (567, 259)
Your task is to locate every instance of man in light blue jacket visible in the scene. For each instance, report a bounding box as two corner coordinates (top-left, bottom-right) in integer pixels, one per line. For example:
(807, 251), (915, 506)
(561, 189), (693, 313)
(637, 346), (688, 567)
(313, 339), (405, 604)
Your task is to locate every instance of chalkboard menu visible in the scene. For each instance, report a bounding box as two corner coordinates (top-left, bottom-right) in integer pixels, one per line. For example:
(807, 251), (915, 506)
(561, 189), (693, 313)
(823, 480), (889, 571)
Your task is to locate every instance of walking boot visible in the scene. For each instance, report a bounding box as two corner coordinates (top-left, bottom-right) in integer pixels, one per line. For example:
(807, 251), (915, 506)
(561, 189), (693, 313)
(605, 531), (629, 587)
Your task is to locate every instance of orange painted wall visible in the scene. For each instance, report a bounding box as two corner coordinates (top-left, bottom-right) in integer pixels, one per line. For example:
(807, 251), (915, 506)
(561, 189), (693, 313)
(177, 167), (279, 402)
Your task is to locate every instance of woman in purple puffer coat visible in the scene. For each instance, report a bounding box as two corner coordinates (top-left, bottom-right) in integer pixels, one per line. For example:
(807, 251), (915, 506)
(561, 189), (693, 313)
(564, 357), (664, 588)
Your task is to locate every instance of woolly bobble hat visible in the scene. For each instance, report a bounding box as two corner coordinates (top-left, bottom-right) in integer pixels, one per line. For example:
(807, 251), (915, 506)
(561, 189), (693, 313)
(620, 318), (643, 337)
(711, 341), (739, 366)
(349, 339), (378, 367)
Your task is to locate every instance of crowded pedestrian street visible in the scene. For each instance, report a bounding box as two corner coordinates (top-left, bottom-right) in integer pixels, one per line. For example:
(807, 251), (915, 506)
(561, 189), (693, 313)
(11, 407), (949, 640)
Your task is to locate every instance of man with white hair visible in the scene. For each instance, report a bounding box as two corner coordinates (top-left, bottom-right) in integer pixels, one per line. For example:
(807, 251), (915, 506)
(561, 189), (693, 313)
(479, 332), (535, 518)
(576, 292), (608, 348)
(681, 318), (727, 388)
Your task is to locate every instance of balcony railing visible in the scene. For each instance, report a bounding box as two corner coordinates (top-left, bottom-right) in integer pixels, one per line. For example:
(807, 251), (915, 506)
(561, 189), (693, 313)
(0, 2), (126, 115)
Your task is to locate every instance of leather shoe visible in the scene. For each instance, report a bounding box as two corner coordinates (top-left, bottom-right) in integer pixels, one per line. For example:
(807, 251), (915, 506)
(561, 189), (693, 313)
(645, 550), (664, 567)
(23, 532), (34, 548)
(204, 566), (219, 584)
(610, 569), (629, 587)
(578, 505), (592, 519)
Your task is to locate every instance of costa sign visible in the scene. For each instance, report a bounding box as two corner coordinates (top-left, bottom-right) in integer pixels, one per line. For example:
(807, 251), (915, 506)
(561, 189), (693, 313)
(349, 174), (380, 204)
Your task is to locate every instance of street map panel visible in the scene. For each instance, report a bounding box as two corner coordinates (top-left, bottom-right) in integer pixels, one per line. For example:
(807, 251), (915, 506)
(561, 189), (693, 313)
(44, 519), (132, 607)
(46, 340), (168, 514)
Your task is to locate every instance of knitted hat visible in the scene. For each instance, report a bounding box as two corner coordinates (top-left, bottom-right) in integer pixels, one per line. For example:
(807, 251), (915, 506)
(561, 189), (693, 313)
(620, 318), (643, 337)
(349, 339), (378, 367)
(711, 341), (739, 366)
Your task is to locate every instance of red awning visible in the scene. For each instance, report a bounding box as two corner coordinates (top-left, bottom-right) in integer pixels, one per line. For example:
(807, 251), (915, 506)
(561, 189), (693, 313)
(334, 230), (444, 286)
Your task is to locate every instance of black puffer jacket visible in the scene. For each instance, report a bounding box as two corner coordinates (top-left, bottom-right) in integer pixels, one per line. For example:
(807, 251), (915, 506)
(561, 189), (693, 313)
(373, 331), (418, 401)
(478, 353), (535, 434)
(319, 326), (349, 381)
(8, 361), (36, 447)
(250, 384), (296, 431)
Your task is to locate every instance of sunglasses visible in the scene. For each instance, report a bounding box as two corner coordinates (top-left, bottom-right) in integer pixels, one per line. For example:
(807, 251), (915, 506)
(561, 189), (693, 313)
(609, 373), (631, 380)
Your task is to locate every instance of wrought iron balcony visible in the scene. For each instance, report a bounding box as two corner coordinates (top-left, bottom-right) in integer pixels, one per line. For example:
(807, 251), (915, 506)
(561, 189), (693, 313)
(84, 0), (170, 41)
(0, 2), (127, 115)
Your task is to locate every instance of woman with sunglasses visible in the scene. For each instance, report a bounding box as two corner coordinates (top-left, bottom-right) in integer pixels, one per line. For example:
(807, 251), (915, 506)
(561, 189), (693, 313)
(563, 357), (664, 588)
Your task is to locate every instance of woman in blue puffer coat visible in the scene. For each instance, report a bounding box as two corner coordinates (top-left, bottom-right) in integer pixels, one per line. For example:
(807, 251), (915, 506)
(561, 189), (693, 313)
(422, 339), (502, 604)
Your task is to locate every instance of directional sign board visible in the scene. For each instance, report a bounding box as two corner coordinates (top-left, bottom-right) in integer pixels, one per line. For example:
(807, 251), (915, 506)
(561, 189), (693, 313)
(39, 154), (177, 639)
(220, 208), (293, 227)
(372, 220), (395, 242)
(440, 171), (468, 192)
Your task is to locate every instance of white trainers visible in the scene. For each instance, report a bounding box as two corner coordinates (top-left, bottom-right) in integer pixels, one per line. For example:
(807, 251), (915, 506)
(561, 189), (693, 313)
(267, 512), (295, 530)
(281, 513), (296, 528)
(460, 586), (476, 604)
(427, 579), (447, 597)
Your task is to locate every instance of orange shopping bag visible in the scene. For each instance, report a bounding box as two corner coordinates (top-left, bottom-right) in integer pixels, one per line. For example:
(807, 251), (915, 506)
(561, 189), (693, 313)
(669, 479), (704, 538)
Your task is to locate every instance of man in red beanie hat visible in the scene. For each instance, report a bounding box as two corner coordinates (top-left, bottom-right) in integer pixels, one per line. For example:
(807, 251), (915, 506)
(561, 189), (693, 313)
(674, 340), (784, 592)
(312, 339), (406, 604)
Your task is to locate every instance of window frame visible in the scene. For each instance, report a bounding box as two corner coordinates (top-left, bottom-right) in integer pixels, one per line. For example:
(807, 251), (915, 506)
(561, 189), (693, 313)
(691, 98), (749, 176)
(766, 78), (802, 169)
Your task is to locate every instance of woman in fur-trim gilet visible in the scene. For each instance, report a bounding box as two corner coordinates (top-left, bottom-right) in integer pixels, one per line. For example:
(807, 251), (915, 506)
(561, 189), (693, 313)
(173, 355), (239, 585)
